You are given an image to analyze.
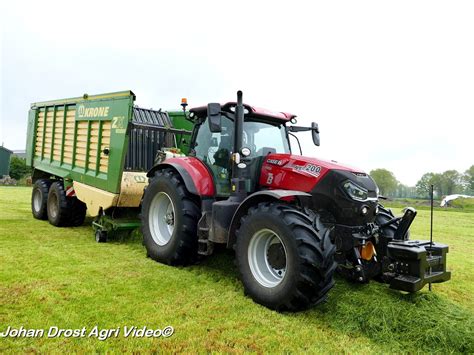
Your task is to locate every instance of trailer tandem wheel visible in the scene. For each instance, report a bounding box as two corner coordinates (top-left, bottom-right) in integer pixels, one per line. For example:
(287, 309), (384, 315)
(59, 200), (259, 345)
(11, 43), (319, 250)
(47, 181), (86, 227)
(31, 179), (52, 220)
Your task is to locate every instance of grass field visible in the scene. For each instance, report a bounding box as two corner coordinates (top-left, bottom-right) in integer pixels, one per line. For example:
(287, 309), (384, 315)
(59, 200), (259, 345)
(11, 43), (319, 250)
(1, 187), (473, 353)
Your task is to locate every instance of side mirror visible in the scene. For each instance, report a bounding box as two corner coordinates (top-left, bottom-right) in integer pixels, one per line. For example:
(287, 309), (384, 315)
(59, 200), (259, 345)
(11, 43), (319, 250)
(311, 122), (320, 146)
(207, 103), (222, 133)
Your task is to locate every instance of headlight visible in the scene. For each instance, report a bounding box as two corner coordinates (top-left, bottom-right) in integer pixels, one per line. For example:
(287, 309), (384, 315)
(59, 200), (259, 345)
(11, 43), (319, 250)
(343, 180), (368, 201)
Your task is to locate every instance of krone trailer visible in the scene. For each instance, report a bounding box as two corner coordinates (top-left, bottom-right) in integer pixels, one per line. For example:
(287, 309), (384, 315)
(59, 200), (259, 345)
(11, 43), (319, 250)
(26, 90), (191, 241)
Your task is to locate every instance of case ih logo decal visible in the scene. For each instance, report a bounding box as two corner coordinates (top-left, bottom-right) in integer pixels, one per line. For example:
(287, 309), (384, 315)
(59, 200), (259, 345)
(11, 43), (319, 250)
(78, 104), (110, 118)
(266, 159), (284, 166)
(290, 163), (322, 177)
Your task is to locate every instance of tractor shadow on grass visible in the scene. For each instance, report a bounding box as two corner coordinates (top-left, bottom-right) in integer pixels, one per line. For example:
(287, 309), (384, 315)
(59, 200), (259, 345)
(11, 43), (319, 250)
(188, 245), (242, 285)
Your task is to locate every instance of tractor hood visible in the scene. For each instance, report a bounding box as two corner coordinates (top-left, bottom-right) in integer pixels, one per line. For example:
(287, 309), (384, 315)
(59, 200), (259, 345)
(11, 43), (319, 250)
(259, 153), (366, 192)
(259, 153), (378, 225)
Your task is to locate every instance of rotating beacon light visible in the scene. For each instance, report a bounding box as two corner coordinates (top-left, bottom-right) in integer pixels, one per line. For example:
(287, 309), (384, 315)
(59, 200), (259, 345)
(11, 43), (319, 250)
(181, 98), (188, 113)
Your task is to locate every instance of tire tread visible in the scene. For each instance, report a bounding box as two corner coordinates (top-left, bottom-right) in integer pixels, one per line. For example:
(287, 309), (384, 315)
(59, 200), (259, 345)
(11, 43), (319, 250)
(236, 202), (336, 311)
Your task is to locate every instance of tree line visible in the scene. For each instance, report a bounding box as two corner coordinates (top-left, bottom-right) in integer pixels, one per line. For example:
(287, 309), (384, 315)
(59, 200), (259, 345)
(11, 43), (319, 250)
(370, 165), (474, 199)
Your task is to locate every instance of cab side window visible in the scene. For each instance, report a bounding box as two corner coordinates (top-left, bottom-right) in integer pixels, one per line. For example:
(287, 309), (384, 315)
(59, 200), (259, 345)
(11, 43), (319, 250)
(194, 117), (234, 196)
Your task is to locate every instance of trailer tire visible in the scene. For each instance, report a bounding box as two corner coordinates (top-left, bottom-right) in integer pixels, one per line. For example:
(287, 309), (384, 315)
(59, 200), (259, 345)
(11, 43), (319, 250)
(141, 168), (200, 265)
(70, 199), (87, 226)
(31, 179), (52, 220)
(47, 181), (74, 227)
(235, 202), (336, 311)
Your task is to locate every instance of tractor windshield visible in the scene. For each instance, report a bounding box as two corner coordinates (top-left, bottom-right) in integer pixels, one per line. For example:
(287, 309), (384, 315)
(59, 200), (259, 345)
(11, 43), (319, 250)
(192, 116), (290, 196)
(243, 121), (290, 156)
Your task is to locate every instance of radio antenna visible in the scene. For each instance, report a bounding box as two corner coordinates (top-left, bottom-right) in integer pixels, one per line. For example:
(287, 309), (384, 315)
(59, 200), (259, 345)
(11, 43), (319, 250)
(429, 184), (434, 291)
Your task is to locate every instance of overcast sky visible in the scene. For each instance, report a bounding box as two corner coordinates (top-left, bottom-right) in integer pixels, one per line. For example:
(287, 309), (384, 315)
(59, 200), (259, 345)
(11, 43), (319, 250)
(1, 0), (473, 185)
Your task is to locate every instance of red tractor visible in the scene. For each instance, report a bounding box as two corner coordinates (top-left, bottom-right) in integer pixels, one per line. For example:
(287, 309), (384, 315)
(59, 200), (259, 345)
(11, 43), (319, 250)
(141, 91), (450, 311)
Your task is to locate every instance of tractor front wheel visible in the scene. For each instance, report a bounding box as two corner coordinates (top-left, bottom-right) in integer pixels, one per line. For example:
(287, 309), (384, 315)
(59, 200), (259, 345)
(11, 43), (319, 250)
(141, 169), (200, 265)
(375, 204), (410, 252)
(235, 202), (336, 311)
(371, 204), (411, 282)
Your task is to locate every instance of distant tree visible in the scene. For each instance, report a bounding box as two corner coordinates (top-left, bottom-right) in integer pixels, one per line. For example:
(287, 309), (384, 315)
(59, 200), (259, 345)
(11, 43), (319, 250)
(416, 170), (464, 198)
(9, 156), (31, 180)
(440, 170), (463, 196)
(370, 169), (398, 196)
(463, 165), (474, 194)
(416, 173), (441, 198)
(396, 183), (417, 198)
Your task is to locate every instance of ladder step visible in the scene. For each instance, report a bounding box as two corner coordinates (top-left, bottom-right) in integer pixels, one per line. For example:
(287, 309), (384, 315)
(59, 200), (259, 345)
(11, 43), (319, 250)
(198, 239), (213, 256)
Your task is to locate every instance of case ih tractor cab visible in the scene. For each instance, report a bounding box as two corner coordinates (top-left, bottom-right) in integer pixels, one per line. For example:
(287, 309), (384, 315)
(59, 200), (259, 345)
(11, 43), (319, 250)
(141, 91), (450, 311)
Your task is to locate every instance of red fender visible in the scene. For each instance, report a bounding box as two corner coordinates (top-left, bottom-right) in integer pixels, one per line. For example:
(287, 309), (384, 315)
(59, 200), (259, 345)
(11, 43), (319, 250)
(149, 157), (215, 197)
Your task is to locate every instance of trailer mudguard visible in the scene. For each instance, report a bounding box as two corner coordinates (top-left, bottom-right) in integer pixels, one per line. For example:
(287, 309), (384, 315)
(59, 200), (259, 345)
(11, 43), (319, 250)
(226, 190), (312, 248)
(147, 157), (215, 197)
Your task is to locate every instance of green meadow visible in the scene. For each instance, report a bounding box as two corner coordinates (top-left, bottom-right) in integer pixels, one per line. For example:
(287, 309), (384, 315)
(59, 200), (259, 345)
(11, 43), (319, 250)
(1, 187), (473, 353)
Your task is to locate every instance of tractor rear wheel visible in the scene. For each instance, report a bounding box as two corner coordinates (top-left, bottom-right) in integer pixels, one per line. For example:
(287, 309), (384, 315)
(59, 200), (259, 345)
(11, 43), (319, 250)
(31, 179), (52, 220)
(235, 202), (336, 311)
(141, 169), (200, 265)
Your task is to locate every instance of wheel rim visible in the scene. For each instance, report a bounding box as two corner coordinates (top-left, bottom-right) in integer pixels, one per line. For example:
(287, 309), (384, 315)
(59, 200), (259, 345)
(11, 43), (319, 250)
(248, 228), (287, 288)
(149, 192), (175, 246)
(33, 189), (42, 212)
(48, 192), (58, 219)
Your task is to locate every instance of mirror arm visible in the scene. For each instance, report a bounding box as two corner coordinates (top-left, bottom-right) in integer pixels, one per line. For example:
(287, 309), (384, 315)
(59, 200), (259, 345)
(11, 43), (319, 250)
(288, 132), (302, 155)
(288, 125), (319, 133)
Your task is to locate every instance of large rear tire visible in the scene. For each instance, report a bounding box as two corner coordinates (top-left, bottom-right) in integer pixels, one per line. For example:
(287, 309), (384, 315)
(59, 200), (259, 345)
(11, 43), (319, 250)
(31, 179), (52, 220)
(141, 169), (200, 265)
(235, 202), (336, 311)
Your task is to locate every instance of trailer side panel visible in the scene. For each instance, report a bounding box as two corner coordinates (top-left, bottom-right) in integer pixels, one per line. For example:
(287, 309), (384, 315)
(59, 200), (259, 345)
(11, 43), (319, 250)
(27, 91), (135, 193)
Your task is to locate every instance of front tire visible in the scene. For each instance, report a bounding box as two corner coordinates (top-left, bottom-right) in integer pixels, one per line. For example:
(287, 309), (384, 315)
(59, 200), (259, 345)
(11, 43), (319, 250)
(235, 202), (336, 311)
(375, 204), (410, 254)
(141, 169), (200, 265)
(31, 179), (52, 220)
(373, 204), (411, 282)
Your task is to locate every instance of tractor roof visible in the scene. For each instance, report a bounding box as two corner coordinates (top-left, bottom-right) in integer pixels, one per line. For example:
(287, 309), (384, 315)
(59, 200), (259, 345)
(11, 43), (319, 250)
(190, 102), (296, 123)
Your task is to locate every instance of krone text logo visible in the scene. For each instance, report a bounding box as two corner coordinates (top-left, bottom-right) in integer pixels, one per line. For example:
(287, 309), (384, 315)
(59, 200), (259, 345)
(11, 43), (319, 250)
(78, 104), (110, 118)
